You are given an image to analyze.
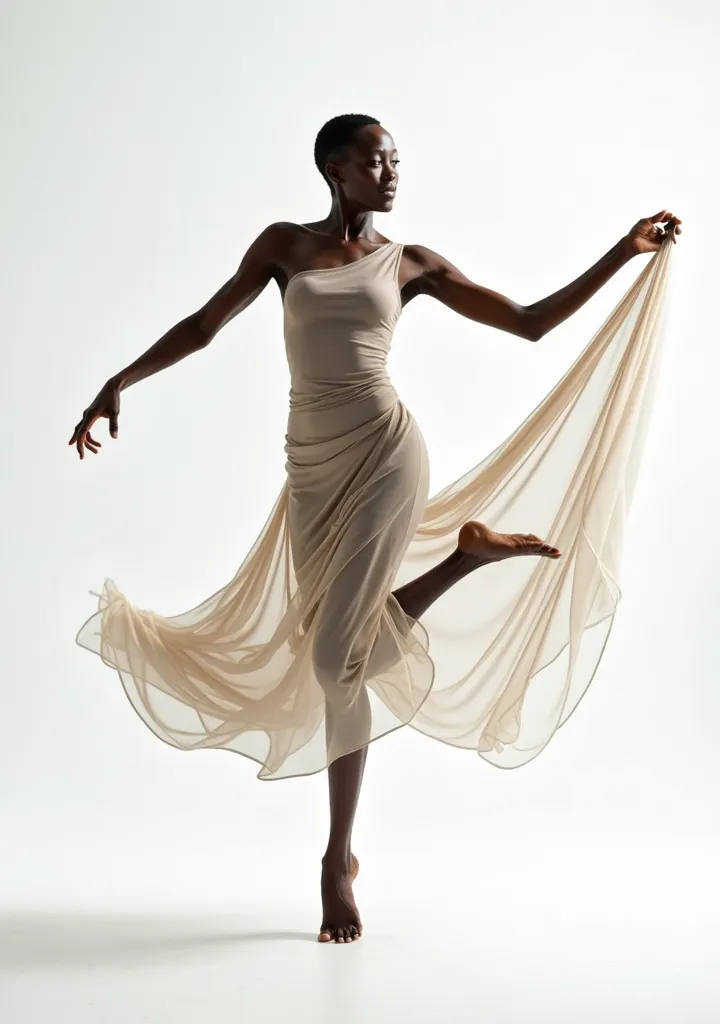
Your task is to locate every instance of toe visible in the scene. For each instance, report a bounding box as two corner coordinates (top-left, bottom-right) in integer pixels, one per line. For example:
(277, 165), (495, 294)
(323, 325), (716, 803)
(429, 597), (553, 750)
(527, 535), (560, 557)
(318, 929), (332, 943)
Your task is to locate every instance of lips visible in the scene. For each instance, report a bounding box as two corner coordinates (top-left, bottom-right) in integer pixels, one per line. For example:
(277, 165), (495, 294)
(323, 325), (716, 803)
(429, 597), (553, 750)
(380, 188), (396, 197)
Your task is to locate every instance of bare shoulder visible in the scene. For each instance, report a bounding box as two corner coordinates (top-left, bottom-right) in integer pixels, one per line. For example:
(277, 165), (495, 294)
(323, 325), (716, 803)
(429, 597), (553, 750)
(264, 220), (328, 245)
(264, 220), (306, 242)
(399, 243), (460, 298)
(249, 221), (334, 276)
(245, 221), (299, 264)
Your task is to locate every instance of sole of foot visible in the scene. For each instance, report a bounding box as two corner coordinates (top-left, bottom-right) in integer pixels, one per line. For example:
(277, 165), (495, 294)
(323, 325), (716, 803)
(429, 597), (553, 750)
(458, 521), (561, 561)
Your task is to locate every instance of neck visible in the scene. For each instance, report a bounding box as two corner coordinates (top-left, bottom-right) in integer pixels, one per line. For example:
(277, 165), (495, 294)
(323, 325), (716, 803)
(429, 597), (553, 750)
(321, 194), (378, 242)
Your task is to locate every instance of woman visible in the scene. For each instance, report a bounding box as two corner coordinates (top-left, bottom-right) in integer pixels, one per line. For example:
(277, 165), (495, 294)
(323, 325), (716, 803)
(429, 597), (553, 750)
(70, 114), (681, 944)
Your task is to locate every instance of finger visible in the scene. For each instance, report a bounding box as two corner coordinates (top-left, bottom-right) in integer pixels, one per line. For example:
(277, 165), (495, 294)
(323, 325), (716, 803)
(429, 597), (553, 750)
(72, 411), (101, 451)
(70, 428), (86, 450)
(75, 427), (90, 459)
(650, 210), (670, 223)
(73, 414), (94, 438)
(109, 413), (119, 438)
(86, 432), (102, 449)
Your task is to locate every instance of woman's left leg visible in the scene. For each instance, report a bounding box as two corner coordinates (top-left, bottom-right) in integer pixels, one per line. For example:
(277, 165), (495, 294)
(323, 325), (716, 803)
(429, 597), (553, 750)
(392, 521), (560, 620)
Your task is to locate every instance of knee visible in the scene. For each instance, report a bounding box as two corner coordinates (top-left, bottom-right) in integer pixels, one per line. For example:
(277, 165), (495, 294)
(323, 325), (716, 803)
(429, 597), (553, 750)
(312, 626), (348, 693)
(313, 614), (403, 693)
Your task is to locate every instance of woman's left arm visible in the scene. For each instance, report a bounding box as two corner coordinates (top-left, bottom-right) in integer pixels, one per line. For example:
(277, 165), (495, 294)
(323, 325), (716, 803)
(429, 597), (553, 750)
(413, 210), (681, 342)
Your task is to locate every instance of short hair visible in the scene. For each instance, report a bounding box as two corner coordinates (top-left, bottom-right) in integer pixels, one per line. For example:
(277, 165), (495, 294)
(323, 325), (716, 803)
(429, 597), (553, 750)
(314, 114), (381, 192)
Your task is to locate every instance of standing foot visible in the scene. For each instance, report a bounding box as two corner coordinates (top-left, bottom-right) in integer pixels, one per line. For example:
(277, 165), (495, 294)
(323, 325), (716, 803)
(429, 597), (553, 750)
(458, 521), (561, 562)
(318, 853), (362, 943)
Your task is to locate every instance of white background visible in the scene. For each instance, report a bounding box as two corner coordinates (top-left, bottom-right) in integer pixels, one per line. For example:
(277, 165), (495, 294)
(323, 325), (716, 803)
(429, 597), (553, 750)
(1, 0), (718, 1021)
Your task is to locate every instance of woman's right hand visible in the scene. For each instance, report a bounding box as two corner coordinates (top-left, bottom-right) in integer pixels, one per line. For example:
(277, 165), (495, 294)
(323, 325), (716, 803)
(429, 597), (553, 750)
(68, 378), (121, 459)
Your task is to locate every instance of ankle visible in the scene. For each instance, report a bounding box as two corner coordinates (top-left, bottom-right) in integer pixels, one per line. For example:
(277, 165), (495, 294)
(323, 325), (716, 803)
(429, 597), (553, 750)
(322, 848), (353, 873)
(452, 546), (485, 575)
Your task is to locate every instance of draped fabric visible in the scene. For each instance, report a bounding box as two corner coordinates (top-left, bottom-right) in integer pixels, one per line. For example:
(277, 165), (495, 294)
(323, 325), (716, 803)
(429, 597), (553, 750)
(76, 237), (673, 780)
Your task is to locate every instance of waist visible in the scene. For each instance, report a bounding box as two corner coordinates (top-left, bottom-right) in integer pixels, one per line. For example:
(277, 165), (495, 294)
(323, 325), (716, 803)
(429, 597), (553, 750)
(288, 371), (397, 413)
(286, 374), (402, 449)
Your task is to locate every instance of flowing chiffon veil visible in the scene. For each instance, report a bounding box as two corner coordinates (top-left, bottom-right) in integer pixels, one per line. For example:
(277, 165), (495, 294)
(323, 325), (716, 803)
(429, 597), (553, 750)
(76, 235), (674, 780)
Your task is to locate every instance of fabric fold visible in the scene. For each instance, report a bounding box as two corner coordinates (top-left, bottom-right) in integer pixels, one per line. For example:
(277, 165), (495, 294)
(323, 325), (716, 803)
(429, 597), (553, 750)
(77, 238), (673, 779)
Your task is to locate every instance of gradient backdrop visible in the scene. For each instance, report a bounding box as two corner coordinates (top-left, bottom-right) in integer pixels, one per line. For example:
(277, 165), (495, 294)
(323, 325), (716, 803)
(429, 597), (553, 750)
(1, 1), (718, 1021)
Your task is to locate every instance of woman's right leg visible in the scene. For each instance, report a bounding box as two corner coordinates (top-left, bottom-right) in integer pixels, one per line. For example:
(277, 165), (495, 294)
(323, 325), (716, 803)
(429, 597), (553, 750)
(318, 695), (369, 944)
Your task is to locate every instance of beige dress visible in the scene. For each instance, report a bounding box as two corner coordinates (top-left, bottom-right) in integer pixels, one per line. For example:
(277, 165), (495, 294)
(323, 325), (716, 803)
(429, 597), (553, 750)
(76, 237), (674, 781)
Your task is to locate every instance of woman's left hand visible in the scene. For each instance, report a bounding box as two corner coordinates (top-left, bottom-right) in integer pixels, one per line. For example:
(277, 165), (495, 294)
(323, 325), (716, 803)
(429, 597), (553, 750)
(625, 210), (682, 256)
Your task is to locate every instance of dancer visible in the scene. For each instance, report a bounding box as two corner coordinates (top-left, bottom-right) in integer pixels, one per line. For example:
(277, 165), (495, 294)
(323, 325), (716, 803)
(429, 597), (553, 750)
(70, 114), (680, 943)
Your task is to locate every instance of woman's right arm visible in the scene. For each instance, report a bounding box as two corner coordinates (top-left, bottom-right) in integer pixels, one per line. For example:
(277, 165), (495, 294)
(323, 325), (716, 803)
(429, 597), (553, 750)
(69, 223), (287, 459)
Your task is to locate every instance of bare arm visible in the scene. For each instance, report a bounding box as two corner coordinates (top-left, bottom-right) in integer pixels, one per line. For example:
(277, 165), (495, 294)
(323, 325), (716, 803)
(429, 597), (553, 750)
(69, 222), (287, 458)
(410, 211), (681, 343)
(114, 222), (285, 390)
(406, 236), (635, 343)
(524, 237), (635, 340)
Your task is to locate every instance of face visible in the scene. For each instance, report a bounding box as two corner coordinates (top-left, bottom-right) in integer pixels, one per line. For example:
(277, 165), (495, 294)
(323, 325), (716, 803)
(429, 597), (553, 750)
(327, 125), (399, 212)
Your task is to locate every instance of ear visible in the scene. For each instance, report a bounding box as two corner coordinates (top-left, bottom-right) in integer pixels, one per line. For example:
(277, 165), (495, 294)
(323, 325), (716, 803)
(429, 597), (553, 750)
(326, 161), (344, 187)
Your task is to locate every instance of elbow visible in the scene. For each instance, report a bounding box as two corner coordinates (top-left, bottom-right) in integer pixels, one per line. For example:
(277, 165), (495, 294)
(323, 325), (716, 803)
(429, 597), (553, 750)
(521, 308), (544, 343)
(192, 310), (217, 348)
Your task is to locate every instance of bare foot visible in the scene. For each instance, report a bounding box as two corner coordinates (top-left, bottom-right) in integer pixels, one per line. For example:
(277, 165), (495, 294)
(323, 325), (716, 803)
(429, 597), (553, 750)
(318, 853), (362, 944)
(458, 521), (561, 562)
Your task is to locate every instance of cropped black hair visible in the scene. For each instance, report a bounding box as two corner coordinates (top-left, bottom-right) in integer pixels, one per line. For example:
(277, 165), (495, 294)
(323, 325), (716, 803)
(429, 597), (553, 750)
(313, 114), (381, 192)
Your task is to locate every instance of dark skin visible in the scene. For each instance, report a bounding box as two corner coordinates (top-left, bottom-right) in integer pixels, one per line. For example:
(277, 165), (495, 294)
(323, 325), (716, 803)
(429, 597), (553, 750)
(69, 124), (681, 943)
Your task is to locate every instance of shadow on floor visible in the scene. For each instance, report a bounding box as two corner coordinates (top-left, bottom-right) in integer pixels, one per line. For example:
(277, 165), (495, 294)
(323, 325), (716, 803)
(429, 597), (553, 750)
(0, 910), (316, 968)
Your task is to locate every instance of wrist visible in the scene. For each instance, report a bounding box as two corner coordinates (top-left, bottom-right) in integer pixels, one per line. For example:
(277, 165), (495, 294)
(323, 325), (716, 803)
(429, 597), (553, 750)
(109, 371), (130, 391)
(619, 235), (636, 262)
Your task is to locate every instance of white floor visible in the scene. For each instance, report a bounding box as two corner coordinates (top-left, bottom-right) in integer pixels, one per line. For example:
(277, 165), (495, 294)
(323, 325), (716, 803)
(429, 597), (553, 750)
(2, 834), (718, 1024)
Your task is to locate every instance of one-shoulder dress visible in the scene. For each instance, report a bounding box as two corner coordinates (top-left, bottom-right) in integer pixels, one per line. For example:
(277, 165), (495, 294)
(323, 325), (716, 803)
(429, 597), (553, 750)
(76, 238), (674, 780)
